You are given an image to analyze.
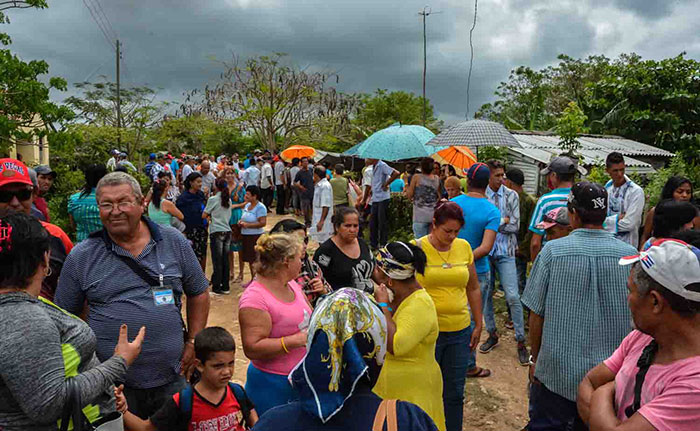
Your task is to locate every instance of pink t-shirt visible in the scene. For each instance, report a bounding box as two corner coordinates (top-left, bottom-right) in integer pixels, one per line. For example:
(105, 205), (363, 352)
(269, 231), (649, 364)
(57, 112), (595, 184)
(604, 330), (700, 431)
(238, 279), (312, 375)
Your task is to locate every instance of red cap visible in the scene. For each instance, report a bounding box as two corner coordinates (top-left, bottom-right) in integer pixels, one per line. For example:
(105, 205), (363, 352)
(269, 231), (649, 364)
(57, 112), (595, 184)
(0, 158), (33, 188)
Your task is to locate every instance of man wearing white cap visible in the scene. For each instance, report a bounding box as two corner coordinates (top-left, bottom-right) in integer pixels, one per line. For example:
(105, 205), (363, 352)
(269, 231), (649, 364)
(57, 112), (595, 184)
(578, 233), (700, 431)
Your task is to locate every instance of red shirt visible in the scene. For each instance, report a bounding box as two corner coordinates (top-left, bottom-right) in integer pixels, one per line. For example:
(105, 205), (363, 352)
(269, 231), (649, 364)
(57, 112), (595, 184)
(34, 196), (50, 221)
(151, 385), (247, 431)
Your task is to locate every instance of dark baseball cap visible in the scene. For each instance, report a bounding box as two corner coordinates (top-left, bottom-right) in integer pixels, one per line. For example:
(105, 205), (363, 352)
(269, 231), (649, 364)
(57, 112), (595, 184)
(540, 156), (587, 176)
(568, 181), (608, 213)
(466, 162), (491, 182)
(34, 165), (57, 178)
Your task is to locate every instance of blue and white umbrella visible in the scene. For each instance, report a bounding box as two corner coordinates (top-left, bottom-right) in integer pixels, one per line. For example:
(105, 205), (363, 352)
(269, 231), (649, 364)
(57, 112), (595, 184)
(347, 123), (447, 161)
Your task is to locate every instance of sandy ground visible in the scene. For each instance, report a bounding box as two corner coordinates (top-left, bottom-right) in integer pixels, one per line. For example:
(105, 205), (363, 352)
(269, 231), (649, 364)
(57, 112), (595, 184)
(186, 213), (529, 431)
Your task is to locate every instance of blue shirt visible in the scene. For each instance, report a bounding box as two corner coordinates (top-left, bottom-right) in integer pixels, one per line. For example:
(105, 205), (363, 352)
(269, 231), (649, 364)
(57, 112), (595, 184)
(521, 229), (636, 401)
(370, 160), (394, 203)
(55, 219), (209, 389)
(170, 159), (179, 174)
(389, 178), (405, 193)
(241, 202), (267, 235)
(451, 194), (501, 274)
(528, 187), (571, 236)
(67, 189), (103, 242)
(244, 159), (251, 169)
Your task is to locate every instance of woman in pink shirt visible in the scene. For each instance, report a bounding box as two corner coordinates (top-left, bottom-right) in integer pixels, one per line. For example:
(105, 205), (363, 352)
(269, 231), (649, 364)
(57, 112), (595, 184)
(238, 233), (313, 416)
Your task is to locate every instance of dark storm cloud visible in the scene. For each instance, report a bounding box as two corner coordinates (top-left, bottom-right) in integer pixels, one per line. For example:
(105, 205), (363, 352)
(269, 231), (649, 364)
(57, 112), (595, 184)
(2, 0), (699, 125)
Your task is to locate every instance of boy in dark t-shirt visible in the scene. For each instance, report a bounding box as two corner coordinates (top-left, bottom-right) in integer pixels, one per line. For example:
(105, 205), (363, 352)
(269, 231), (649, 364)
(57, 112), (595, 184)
(115, 327), (258, 431)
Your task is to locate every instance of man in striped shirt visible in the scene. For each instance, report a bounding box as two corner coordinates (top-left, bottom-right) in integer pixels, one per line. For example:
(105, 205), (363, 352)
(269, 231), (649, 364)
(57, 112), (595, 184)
(483, 159), (528, 365)
(529, 156), (582, 261)
(522, 182), (636, 431)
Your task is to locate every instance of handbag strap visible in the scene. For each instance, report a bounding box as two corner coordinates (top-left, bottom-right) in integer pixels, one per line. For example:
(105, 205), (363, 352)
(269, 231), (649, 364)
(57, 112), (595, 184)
(372, 399), (398, 431)
(625, 340), (658, 418)
(60, 378), (87, 431)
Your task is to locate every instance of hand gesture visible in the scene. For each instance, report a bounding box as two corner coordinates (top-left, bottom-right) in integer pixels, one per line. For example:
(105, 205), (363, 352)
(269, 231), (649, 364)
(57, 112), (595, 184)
(114, 324), (146, 367)
(307, 277), (326, 294)
(113, 384), (128, 414)
(374, 283), (390, 305)
(316, 222), (323, 233)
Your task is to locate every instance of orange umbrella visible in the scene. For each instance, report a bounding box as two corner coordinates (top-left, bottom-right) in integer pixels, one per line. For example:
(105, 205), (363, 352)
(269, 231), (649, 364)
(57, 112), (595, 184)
(432, 146), (477, 176)
(281, 145), (317, 162)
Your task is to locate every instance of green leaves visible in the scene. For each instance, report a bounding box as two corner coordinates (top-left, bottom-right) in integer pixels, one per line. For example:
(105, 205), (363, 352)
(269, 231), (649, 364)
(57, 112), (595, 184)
(556, 101), (588, 155)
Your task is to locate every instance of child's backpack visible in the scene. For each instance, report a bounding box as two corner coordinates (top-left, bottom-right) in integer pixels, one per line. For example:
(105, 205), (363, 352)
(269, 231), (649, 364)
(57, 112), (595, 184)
(178, 382), (253, 429)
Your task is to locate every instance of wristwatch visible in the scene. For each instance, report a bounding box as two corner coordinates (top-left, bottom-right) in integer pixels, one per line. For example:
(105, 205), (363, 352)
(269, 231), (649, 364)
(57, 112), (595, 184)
(528, 355), (536, 366)
(186, 338), (195, 346)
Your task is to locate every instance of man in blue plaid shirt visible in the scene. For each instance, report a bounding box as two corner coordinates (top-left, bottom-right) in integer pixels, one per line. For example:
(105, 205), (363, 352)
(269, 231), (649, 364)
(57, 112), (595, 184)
(522, 182), (637, 431)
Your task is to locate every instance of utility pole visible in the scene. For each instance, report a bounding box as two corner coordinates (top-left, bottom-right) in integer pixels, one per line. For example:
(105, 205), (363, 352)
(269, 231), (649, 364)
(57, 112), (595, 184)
(419, 6), (439, 127)
(116, 39), (121, 145)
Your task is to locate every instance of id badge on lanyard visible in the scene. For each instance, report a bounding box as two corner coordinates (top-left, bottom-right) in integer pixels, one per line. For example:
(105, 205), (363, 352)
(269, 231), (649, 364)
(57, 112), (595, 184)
(152, 273), (175, 306)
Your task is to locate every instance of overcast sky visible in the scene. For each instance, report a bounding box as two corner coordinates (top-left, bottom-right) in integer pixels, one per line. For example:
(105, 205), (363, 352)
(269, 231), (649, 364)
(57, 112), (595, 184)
(6, 0), (700, 125)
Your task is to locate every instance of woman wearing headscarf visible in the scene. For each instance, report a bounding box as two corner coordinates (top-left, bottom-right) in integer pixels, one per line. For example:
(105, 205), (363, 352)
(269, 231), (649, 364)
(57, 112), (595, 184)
(253, 288), (438, 431)
(0, 212), (144, 430)
(373, 242), (446, 431)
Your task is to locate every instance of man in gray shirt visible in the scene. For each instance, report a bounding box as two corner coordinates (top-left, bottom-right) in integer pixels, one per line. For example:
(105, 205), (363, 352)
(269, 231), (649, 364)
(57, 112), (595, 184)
(55, 172), (210, 419)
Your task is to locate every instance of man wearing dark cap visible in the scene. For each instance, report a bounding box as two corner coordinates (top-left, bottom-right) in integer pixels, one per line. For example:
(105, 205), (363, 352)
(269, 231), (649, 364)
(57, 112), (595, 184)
(522, 182), (637, 431)
(33, 164), (56, 222)
(529, 156), (584, 260)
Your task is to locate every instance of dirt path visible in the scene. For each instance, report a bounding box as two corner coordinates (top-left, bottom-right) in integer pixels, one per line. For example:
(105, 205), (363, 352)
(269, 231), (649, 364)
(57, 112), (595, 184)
(191, 213), (529, 430)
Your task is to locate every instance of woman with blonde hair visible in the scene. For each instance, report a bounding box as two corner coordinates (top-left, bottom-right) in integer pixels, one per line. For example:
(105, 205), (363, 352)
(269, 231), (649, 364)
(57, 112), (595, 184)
(238, 233), (313, 416)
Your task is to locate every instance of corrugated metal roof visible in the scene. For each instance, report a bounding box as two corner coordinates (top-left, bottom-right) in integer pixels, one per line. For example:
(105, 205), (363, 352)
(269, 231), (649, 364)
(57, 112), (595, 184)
(510, 132), (674, 158)
(507, 146), (657, 175)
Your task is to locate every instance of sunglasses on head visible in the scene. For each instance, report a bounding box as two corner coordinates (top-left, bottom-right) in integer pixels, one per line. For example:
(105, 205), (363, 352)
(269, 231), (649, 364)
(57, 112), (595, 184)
(0, 187), (33, 203)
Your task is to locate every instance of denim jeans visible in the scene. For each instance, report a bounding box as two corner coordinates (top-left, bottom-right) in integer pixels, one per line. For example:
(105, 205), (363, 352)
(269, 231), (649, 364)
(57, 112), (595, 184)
(210, 231), (231, 291)
(123, 375), (187, 419)
(412, 221), (431, 239)
(528, 381), (588, 431)
(485, 255), (526, 342)
(370, 198), (390, 249)
(435, 325), (474, 431)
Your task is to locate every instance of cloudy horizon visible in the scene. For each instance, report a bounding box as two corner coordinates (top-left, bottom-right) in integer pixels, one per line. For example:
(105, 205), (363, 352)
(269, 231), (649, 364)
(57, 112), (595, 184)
(5, 0), (699, 126)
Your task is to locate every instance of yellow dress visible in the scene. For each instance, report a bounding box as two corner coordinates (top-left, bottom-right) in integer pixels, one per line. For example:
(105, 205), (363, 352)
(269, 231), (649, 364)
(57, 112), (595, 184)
(373, 289), (446, 431)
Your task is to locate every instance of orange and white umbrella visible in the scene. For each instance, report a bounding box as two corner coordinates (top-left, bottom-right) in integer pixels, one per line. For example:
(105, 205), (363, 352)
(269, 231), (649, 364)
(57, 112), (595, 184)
(432, 146), (477, 176)
(281, 145), (317, 162)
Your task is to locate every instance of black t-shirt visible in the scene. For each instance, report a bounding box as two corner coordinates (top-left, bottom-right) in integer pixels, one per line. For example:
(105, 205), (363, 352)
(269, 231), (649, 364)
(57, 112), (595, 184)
(313, 238), (374, 293)
(294, 168), (314, 200)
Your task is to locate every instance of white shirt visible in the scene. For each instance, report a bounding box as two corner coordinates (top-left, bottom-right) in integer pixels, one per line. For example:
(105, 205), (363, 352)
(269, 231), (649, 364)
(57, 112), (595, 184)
(310, 178), (333, 243)
(604, 175), (645, 247)
(201, 172), (217, 196)
(182, 164), (194, 181)
(244, 165), (261, 187)
(261, 163), (274, 189)
(274, 161), (285, 186)
(106, 157), (117, 171)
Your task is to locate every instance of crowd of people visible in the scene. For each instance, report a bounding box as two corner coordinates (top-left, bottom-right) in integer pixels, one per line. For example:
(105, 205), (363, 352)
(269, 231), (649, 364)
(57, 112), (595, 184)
(0, 145), (698, 431)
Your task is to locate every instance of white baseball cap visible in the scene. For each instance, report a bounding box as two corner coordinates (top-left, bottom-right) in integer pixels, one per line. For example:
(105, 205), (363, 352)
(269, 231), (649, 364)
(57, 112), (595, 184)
(619, 239), (700, 301)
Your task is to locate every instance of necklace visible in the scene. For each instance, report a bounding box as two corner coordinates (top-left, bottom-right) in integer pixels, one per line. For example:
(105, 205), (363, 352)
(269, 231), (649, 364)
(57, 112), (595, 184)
(429, 234), (452, 269)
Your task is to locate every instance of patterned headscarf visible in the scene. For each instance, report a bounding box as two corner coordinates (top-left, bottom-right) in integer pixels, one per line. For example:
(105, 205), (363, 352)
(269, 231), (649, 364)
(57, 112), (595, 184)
(289, 288), (387, 423)
(375, 242), (416, 280)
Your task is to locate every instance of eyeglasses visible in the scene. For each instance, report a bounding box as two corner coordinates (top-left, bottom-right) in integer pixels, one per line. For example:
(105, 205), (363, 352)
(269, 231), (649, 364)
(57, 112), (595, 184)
(0, 188), (33, 203)
(98, 201), (138, 213)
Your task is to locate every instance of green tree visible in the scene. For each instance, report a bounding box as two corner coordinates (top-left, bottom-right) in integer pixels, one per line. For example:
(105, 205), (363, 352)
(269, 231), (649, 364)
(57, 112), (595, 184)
(183, 53), (359, 151)
(556, 101), (588, 156)
(352, 89), (442, 138)
(155, 115), (257, 155)
(64, 79), (167, 157)
(0, 0), (74, 156)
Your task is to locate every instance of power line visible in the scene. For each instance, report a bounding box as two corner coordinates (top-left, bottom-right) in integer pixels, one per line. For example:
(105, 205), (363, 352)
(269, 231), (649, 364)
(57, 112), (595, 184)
(90, 0), (118, 42)
(83, 57), (111, 82)
(82, 0), (115, 49)
(466, 0), (478, 119)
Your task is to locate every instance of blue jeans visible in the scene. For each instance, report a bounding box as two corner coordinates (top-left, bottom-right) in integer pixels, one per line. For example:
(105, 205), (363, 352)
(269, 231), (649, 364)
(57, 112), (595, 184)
(485, 255), (526, 342)
(245, 363), (298, 417)
(370, 199), (390, 249)
(528, 381), (587, 431)
(412, 221), (431, 239)
(435, 326), (474, 431)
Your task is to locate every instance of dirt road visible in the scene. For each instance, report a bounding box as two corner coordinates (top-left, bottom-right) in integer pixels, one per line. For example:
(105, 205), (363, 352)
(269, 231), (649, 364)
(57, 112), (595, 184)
(192, 213), (529, 431)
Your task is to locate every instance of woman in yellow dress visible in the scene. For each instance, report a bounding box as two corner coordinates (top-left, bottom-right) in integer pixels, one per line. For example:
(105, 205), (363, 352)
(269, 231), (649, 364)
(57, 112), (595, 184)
(373, 241), (446, 431)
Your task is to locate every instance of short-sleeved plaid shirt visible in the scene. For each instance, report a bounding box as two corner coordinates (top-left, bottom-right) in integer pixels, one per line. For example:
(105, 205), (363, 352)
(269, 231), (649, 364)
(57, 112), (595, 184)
(521, 229), (637, 401)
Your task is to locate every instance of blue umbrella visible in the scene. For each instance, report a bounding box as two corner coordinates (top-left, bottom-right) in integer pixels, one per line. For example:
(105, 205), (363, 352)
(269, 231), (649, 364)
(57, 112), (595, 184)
(348, 123), (446, 161)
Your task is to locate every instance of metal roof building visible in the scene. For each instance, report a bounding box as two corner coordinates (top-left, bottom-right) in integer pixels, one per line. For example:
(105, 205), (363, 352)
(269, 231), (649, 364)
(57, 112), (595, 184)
(508, 131), (675, 195)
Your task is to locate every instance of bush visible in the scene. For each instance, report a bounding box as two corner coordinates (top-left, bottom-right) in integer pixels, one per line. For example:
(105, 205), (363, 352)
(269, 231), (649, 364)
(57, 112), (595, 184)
(387, 193), (414, 243)
(45, 164), (85, 238)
